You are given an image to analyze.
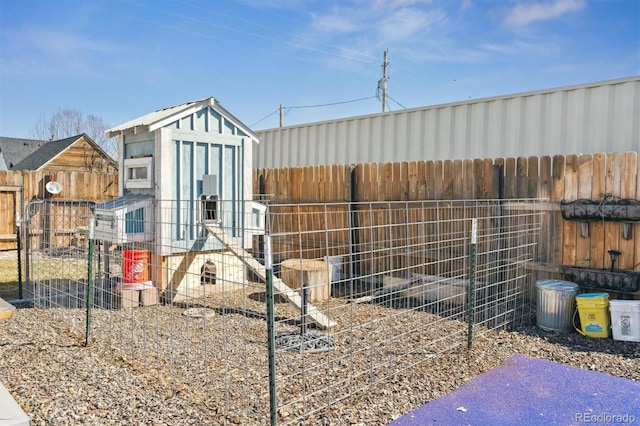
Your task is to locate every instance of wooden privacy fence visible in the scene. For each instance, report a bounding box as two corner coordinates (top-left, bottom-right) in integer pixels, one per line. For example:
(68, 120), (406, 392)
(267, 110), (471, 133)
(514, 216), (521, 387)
(0, 170), (119, 250)
(255, 152), (640, 273)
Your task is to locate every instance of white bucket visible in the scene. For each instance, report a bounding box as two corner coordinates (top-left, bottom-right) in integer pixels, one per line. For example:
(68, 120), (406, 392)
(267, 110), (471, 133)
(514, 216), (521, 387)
(325, 256), (344, 282)
(610, 300), (640, 342)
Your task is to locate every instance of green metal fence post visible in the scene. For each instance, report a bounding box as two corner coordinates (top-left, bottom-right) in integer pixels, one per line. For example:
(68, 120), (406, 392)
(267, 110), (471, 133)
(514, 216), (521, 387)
(85, 217), (95, 347)
(15, 212), (23, 300)
(265, 233), (278, 426)
(467, 218), (477, 350)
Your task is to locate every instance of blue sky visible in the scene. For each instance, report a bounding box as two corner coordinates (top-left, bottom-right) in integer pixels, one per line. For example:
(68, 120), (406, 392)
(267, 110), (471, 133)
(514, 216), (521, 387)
(0, 0), (638, 138)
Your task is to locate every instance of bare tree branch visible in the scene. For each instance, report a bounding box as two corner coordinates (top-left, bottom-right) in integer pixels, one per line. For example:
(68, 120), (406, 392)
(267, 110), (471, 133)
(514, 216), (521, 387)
(31, 108), (118, 159)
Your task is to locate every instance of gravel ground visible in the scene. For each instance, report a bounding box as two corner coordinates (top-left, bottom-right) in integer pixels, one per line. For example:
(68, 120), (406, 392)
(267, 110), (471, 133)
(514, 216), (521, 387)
(0, 279), (639, 426)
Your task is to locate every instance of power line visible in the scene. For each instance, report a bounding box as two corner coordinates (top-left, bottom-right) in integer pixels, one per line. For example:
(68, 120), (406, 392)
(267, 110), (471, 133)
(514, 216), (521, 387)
(286, 96), (377, 110)
(280, 96), (377, 127)
(252, 96), (377, 128)
(387, 95), (407, 110)
(250, 109), (281, 127)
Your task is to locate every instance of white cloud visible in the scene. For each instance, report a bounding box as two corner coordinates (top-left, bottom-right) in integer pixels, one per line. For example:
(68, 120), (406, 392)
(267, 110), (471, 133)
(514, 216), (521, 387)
(312, 13), (359, 34)
(504, 0), (586, 27)
(309, 2), (447, 45)
(0, 27), (117, 78)
(380, 8), (446, 41)
(480, 39), (560, 56)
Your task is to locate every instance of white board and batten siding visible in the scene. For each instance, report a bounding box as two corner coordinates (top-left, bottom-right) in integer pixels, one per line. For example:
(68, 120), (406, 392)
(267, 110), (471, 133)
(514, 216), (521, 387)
(255, 76), (640, 168)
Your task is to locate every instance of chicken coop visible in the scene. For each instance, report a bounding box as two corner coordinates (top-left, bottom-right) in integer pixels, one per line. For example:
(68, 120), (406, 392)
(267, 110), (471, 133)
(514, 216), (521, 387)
(100, 97), (263, 302)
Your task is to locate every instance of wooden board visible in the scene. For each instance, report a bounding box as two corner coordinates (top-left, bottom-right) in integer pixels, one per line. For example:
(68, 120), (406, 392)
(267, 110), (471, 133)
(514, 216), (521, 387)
(0, 298), (16, 320)
(204, 224), (336, 329)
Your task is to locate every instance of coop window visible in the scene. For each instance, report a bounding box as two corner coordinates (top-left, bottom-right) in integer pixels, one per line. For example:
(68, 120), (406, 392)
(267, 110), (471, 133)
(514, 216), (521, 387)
(124, 157), (153, 189)
(250, 202), (266, 234)
(125, 207), (145, 234)
(128, 166), (147, 180)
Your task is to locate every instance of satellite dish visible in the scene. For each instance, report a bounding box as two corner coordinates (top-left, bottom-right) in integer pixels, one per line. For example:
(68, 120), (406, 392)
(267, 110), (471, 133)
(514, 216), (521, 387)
(45, 181), (62, 195)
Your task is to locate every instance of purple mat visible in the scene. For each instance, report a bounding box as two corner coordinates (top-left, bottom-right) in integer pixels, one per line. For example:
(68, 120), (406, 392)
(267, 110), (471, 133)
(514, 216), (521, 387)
(390, 354), (640, 425)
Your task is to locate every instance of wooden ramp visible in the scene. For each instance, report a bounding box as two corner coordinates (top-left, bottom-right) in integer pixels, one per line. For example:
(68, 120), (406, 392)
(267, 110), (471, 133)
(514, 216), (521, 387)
(203, 224), (336, 329)
(0, 297), (16, 320)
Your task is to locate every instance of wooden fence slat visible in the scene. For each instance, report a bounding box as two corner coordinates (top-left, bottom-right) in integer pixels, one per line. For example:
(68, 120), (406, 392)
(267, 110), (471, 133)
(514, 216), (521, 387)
(562, 155), (579, 266)
(433, 161), (444, 200)
(527, 156), (539, 198)
(425, 161), (435, 200)
(605, 153), (623, 269)
(573, 154), (594, 267)
(462, 159), (474, 199)
(451, 160), (462, 199)
(392, 162), (401, 200)
(486, 159), (497, 199)
(442, 160), (454, 200)
(516, 157), (528, 198)
(408, 161), (418, 200)
(417, 161), (426, 200)
(472, 158), (483, 199)
(539, 156), (552, 199)
(618, 152), (638, 270)
(590, 153), (606, 268)
(504, 157), (516, 199)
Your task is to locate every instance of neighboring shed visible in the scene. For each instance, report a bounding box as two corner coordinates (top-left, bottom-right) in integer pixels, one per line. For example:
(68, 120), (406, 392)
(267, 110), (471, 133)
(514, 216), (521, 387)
(104, 97), (260, 301)
(11, 133), (118, 173)
(255, 76), (640, 168)
(0, 137), (46, 171)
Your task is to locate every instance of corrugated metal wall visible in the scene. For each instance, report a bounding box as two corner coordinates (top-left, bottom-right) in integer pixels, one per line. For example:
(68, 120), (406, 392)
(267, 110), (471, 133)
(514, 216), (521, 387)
(255, 77), (640, 168)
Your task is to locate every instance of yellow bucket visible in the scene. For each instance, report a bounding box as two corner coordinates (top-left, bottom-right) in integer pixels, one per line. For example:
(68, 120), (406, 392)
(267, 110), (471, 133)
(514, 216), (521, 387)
(574, 293), (610, 338)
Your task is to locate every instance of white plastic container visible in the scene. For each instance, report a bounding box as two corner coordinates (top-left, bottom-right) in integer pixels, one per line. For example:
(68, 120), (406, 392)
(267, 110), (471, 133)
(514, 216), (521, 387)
(609, 300), (640, 342)
(325, 256), (344, 282)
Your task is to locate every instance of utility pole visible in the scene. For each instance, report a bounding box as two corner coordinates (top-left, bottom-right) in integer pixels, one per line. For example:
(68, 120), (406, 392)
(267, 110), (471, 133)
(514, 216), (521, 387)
(279, 104), (284, 127)
(379, 49), (389, 112)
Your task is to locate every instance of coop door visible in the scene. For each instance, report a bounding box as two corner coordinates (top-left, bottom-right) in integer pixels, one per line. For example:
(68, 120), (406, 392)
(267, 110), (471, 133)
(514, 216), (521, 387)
(201, 174), (219, 222)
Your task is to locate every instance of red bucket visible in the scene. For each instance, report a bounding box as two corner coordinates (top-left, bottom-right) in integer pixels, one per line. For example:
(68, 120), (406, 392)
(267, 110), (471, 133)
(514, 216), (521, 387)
(123, 250), (149, 284)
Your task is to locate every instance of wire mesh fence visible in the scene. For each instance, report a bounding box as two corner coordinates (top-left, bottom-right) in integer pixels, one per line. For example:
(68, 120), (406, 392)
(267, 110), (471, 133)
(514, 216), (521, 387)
(21, 198), (546, 424)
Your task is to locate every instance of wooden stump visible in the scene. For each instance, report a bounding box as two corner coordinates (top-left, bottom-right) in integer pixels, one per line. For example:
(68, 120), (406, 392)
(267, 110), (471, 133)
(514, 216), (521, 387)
(281, 259), (333, 302)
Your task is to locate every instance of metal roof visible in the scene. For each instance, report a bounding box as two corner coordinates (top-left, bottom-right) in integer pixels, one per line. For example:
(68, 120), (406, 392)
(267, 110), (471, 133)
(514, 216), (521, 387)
(107, 97), (259, 142)
(94, 193), (154, 211)
(255, 76), (640, 168)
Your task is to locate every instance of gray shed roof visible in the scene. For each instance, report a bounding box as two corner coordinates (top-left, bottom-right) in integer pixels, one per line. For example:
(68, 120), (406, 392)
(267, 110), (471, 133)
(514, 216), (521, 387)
(0, 137), (47, 170)
(107, 97), (259, 142)
(10, 133), (117, 171)
(11, 134), (81, 171)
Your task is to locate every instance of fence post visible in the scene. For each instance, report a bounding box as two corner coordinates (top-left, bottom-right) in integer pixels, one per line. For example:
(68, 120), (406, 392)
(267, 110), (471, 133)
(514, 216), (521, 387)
(301, 287), (308, 342)
(85, 217), (96, 347)
(15, 212), (23, 300)
(265, 233), (278, 426)
(467, 218), (477, 350)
